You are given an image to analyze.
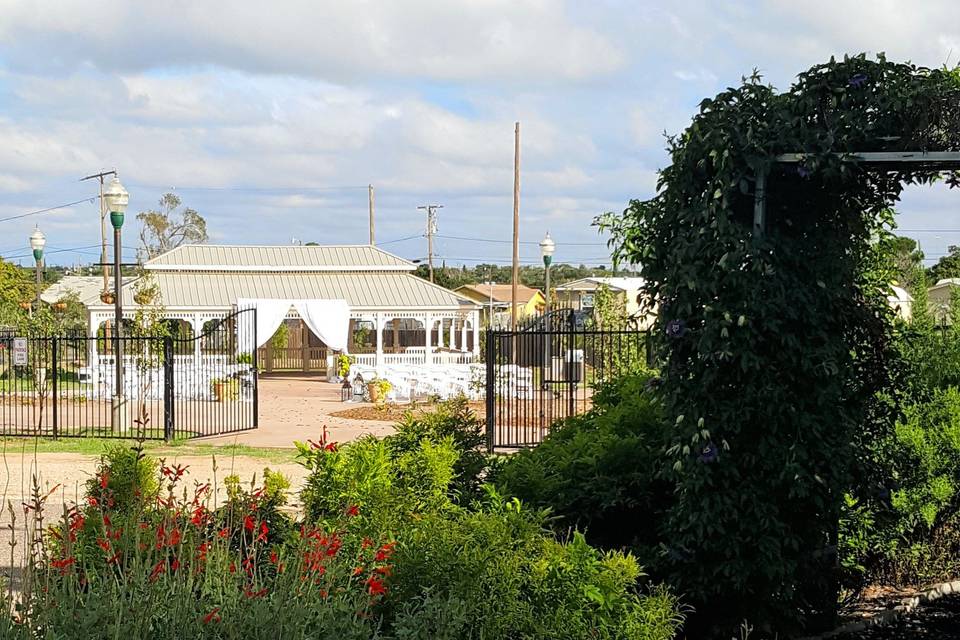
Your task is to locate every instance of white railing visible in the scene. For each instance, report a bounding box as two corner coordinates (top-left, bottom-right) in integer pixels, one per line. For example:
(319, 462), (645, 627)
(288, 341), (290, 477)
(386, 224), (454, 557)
(349, 350), (475, 367)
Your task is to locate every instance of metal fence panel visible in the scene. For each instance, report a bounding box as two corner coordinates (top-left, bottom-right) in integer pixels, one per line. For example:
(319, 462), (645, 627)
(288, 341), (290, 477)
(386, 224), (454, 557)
(0, 308), (257, 440)
(485, 312), (650, 450)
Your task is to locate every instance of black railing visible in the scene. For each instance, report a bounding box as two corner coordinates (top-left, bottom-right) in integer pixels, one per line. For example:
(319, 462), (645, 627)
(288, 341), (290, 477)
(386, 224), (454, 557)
(0, 308), (257, 440)
(485, 321), (651, 450)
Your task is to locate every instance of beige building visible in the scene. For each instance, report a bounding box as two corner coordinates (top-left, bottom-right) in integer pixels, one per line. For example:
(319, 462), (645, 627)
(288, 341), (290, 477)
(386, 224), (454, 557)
(928, 278), (960, 324)
(82, 245), (480, 373)
(554, 277), (654, 328)
(454, 283), (544, 328)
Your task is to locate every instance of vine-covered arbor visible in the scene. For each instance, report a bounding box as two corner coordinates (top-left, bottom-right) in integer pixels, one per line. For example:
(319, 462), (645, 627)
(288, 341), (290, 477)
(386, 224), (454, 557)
(602, 56), (960, 635)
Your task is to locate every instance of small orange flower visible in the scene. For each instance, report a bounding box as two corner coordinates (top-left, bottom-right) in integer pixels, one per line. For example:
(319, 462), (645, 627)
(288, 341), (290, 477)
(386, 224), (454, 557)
(202, 608), (221, 624)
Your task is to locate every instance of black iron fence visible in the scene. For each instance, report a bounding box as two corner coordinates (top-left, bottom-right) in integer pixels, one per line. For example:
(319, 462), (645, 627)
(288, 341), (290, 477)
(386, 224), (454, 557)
(0, 308), (257, 440)
(485, 309), (651, 450)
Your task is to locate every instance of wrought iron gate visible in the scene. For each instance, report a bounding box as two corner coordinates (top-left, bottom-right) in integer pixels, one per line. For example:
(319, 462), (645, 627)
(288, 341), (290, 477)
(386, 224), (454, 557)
(0, 308), (257, 440)
(485, 310), (650, 450)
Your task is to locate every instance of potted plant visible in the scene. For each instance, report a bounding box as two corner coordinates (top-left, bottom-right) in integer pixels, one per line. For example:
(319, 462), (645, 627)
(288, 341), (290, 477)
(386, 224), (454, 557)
(236, 352), (253, 366)
(52, 301), (68, 312)
(100, 291), (115, 305)
(335, 354), (352, 381)
(211, 377), (240, 402)
(366, 377), (392, 405)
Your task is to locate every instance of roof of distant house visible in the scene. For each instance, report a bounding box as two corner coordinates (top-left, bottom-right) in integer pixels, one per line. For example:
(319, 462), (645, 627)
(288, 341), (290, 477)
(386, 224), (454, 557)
(455, 283), (543, 304)
(555, 277), (645, 292)
(40, 275), (126, 305)
(932, 278), (960, 289)
(144, 244), (414, 271)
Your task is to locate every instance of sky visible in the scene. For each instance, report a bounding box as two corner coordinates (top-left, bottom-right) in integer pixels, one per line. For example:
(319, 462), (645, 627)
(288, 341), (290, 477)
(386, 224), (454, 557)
(0, 0), (957, 269)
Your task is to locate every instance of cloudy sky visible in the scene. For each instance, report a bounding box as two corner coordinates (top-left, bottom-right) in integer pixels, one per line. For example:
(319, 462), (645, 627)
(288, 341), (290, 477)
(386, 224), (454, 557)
(0, 0), (957, 268)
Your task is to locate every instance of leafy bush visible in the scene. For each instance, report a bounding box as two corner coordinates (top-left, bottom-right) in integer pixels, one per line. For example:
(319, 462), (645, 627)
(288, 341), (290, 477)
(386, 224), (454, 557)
(495, 373), (672, 552)
(387, 397), (489, 503)
(84, 443), (159, 513)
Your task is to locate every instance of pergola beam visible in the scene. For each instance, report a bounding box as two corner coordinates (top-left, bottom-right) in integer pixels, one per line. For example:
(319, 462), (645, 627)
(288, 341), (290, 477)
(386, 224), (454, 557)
(775, 151), (960, 167)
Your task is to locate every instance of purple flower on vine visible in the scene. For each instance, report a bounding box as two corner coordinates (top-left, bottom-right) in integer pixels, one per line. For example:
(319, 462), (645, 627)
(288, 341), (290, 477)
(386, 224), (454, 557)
(848, 73), (868, 88)
(665, 319), (687, 339)
(698, 441), (718, 464)
(796, 165), (811, 179)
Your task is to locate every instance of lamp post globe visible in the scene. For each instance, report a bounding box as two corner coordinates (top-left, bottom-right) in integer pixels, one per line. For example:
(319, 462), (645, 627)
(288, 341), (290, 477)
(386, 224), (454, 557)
(103, 175), (129, 229)
(539, 231), (555, 313)
(29, 227), (46, 262)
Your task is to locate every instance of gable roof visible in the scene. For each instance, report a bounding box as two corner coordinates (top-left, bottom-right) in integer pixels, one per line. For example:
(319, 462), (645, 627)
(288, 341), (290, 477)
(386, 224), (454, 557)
(40, 276), (127, 305)
(455, 283), (543, 304)
(555, 277), (645, 292)
(144, 244), (414, 271)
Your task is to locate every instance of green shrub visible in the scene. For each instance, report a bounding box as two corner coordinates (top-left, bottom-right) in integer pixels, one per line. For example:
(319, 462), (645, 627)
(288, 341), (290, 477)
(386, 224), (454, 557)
(387, 397), (489, 503)
(84, 443), (159, 513)
(495, 373), (672, 553)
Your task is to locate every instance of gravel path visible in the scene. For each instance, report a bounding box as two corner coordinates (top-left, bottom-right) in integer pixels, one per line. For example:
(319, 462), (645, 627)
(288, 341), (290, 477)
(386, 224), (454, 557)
(839, 593), (960, 639)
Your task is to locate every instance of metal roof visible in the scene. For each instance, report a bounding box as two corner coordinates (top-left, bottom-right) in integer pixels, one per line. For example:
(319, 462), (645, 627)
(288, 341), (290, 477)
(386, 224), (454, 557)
(144, 244), (414, 271)
(88, 271), (477, 311)
(455, 283), (543, 304)
(555, 277), (645, 292)
(41, 276), (127, 305)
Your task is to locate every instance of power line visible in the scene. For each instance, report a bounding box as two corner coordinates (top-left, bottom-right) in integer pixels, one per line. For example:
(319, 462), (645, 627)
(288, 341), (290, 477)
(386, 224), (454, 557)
(435, 233), (607, 246)
(0, 197), (97, 224)
(378, 234), (423, 246)
(127, 183), (370, 193)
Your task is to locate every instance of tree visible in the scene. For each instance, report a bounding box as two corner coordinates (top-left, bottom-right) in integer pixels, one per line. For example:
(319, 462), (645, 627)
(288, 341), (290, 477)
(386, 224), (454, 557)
(927, 245), (960, 285)
(0, 260), (33, 326)
(885, 235), (926, 293)
(136, 193), (208, 260)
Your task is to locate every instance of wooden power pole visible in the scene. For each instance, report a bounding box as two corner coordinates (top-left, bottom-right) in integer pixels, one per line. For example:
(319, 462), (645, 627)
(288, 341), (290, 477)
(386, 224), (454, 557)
(511, 122), (521, 331)
(80, 169), (117, 293)
(368, 184), (375, 245)
(417, 204), (442, 283)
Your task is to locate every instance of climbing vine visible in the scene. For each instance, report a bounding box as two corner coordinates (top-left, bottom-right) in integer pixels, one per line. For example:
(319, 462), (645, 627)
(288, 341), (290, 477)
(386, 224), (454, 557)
(598, 55), (960, 635)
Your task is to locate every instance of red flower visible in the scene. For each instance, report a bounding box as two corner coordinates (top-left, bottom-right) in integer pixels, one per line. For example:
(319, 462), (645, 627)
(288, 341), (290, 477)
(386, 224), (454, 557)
(366, 576), (387, 596)
(203, 608), (221, 625)
(149, 561), (166, 582)
(244, 586), (268, 599)
(218, 527), (230, 538)
(269, 550), (279, 565)
(375, 565), (393, 576)
(171, 558), (181, 572)
(243, 515), (255, 532)
(229, 562), (236, 574)
(86, 497), (98, 507)
(51, 557), (76, 575)
(190, 507), (207, 527)
(106, 551), (122, 565)
(256, 521), (269, 542)
(197, 542), (211, 561)
(99, 472), (109, 490)
(352, 566), (364, 576)
(169, 528), (182, 546)
(345, 504), (359, 517)
(361, 537), (373, 549)
(96, 538), (111, 552)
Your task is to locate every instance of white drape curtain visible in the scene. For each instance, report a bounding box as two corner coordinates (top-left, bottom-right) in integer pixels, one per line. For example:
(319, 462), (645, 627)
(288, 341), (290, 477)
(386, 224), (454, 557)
(293, 300), (350, 351)
(236, 298), (351, 352)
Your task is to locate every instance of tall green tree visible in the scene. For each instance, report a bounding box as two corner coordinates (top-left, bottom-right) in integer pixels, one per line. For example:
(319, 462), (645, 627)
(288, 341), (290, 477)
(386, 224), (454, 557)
(136, 193), (208, 260)
(928, 245), (960, 284)
(885, 235), (926, 293)
(0, 259), (33, 325)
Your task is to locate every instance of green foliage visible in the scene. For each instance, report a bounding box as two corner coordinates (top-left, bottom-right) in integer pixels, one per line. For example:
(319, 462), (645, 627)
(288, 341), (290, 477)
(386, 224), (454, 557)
(270, 321), (289, 350)
(596, 55), (960, 635)
(927, 245), (960, 285)
(335, 353), (353, 378)
(495, 373), (671, 552)
(0, 259), (32, 325)
(84, 443), (159, 513)
(413, 262), (639, 293)
(388, 397), (489, 503)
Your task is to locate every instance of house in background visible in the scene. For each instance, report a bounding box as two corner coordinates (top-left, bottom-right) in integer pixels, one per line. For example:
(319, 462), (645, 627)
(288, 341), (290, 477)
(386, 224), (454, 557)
(928, 278), (960, 324)
(886, 284), (913, 321)
(454, 283), (544, 328)
(40, 275), (129, 305)
(554, 277), (654, 328)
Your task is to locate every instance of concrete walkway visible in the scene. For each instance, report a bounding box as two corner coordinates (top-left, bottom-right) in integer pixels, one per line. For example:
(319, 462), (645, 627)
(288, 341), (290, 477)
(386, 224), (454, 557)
(199, 376), (396, 448)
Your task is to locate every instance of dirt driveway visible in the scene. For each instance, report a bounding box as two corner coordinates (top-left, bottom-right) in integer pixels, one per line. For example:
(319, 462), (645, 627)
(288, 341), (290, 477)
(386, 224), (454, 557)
(200, 375), (396, 448)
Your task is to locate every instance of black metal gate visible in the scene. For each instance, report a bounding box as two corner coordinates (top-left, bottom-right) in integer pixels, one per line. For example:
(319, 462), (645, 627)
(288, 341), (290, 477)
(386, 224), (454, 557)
(485, 310), (650, 450)
(0, 307), (257, 440)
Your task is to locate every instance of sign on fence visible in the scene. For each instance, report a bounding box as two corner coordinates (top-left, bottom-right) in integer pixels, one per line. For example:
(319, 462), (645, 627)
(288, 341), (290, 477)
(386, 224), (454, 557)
(12, 338), (27, 366)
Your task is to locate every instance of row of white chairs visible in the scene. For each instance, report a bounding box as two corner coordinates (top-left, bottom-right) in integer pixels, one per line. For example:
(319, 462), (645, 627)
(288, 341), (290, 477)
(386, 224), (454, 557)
(348, 362), (535, 401)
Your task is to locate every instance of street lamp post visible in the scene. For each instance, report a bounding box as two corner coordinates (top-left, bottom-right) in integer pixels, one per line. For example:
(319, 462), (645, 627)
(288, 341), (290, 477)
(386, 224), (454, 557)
(539, 232), (555, 386)
(103, 176), (129, 430)
(539, 232), (555, 313)
(29, 228), (46, 315)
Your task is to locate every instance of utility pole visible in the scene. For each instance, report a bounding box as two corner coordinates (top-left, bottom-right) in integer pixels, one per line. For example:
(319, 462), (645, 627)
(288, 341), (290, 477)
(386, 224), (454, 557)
(368, 184), (375, 245)
(80, 169), (117, 293)
(511, 122), (521, 331)
(417, 204), (442, 283)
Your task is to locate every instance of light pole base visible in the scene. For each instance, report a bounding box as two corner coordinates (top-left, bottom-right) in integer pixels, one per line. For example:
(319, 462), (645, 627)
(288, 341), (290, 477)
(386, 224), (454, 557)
(111, 395), (130, 432)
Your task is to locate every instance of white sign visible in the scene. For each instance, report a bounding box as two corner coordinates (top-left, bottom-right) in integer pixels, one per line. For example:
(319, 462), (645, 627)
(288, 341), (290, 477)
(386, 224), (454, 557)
(12, 338), (27, 366)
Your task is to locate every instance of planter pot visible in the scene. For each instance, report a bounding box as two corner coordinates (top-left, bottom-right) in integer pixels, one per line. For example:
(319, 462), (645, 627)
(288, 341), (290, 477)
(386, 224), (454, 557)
(212, 382), (238, 402)
(367, 382), (381, 404)
(53, 302), (68, 312)
(100, 292), (116, 305)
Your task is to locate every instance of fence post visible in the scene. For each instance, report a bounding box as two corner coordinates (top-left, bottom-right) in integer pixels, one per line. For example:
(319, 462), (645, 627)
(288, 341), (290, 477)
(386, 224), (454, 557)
(51, 337), (58, 439)
(485, 330), (495, 452)
(645, 330), (655, 369)
(252, 308), (259, 428)
(163, 336), (174, 442)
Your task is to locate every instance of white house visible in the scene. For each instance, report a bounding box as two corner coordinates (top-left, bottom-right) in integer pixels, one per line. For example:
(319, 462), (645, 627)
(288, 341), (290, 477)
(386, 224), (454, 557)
(554, 277), (654, 328)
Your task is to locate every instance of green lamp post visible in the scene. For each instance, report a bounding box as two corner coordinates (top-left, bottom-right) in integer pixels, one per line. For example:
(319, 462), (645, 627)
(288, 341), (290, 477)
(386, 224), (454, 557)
(103, 175), (129, 429)
(29, 227), (46, 314)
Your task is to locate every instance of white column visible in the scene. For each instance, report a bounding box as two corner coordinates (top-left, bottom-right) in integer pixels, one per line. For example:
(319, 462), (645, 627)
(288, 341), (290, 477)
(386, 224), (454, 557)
(193, 313), (203, 362)
(424, 313), (433, 365)
(472, 311), (480, 356)
(460, 317), (467, 352)
(448, 317), (456, 351)
(89, 312), (101, 399)
(375, 312), (384, 369)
